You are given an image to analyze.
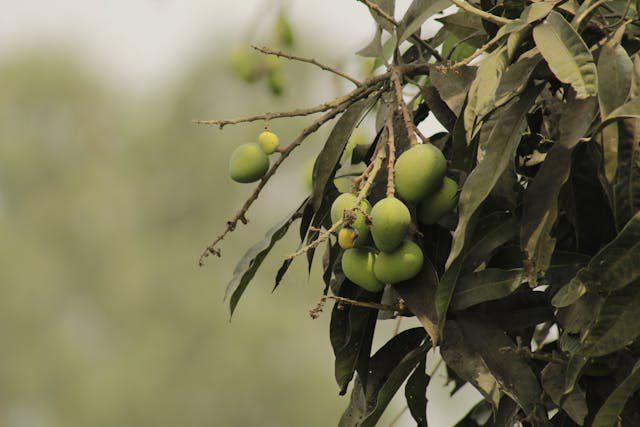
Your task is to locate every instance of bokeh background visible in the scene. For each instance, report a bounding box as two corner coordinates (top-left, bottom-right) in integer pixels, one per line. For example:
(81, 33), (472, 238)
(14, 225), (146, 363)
(0, 1), (480, 426)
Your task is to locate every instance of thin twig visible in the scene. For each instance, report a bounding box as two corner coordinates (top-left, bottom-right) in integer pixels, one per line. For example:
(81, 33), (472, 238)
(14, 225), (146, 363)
(195, 62), (429, 128)
(576, 0), (611, 28)
(386, 116), (396, 197)
(327, 295), (403, 312)
(390, 67), (421, 145)
(285, 143), (387, 261)
(198, 86), (379, 265)
(448, 32), (504, 70)
(499, 346), (566, 364)
(252, 45), (362, 86)
(449, 0), (512, 25)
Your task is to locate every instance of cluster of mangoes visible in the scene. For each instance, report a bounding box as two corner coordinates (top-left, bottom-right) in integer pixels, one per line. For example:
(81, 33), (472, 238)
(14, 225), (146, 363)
(229, 131), (279, 183)
(335, 143), (458, 292)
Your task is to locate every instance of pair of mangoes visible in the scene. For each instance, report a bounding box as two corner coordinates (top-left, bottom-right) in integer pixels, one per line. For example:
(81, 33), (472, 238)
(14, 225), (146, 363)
(229, 131), (280, 183)
(394, 144), (458, 225)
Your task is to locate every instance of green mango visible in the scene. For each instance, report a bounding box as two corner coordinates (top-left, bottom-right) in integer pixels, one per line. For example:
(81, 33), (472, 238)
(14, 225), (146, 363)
(258, 131), (279, 154)
(229, 143), (269, 183)
(330, 193), (371, 246)
(342, 249), (384, 292)
(394, 144), (447, 202)
(374, 240), (424, 284)
(417, 177), (458, 225)
(370, 197), (411, 252)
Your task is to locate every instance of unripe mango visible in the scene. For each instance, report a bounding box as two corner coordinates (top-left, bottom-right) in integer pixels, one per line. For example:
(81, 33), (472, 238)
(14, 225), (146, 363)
(417, 177), (458, 225)
(370, 197), (411, 252)
(338, 228), (357, 249)
(229, 143), (269, 183)
(331, 193), (371, 246)
(394, 144), (447, 202)
(342, 249), (384, 292)
(258, 131), (279, 154)
(374, 240), (424, 284)
(230, 47), (258, 83)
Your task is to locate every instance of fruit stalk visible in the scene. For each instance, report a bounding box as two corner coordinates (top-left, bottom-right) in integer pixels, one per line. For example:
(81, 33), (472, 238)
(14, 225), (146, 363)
(385, 116), (396, 198)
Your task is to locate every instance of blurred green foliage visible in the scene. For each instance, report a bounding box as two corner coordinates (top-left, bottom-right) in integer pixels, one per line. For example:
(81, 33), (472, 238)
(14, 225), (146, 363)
(0, 49), (352, 427)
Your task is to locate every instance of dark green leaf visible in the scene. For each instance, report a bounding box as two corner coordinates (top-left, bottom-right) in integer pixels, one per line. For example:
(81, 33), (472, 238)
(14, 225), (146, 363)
(395, 257), (440, 344)
(339, 328), (429, 427)
(405, 355), (429, 427)
(437, 12), (486, 48)
(521, 96), (597, 283)
(580, 282), (640, 357)
(451, 268), (524, 310)
(438, 213), (519, 336)
(592, 361), (640, 427)
(533, 11), (597, 99)
(494, 50), (542, 108)
(496, 1), (558, 38)
(311, 97), (375, 211)
(397, 0), (452, 42)
(429, 64), (476, 116)
(553, 211), (640, 307)
(541, 362), (588, 425)
(226, 201), (306, 316)
(599, 98), (640, 129)
(613, 118), (640, 229)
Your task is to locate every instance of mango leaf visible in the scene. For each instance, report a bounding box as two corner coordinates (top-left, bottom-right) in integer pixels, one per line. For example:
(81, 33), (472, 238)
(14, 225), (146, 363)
(533, 11), (597, 99)
(494, 50), (542, 108)
(397, 0), (452, 43)
(449, 85), (541, 275)
(429, 65), (476, 117)
(438, 212), (519, 338)
(580, 282), (640, 357)
(440, 321), (501, 411)
(496, 1), (559, 39)
(357, 27), (383, 58)
(395, 256), (440, 344)
(563, 354), (589, 395)
(521, 96), (597, 283)
(451, 268), (524, 310)
(311, 97), (375, 211)
(592, 361), (640, 427)
(367, 0), (396, 31)
(405, 355), (429, 427)
(226, 200), (307, 316)
(541, 362), (588, 425)
(613, 118), (640, 229)
(464, 46), (509, 140)
(330, 283), (379, 394)
(599, 98), (640, 129)
(598, 25), (632, 183)
(339, 328), (429, 427)
(553, 211), (640, 307)
(437, 12), (486, 48)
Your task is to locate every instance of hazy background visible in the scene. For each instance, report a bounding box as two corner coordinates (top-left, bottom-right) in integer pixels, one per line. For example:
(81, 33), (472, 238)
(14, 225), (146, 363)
(0, 1), (479, 426)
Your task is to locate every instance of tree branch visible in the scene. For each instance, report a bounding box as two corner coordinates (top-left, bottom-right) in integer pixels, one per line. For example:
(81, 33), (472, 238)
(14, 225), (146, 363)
(251, 45), (362, 87)
(449, 0), (512, 25)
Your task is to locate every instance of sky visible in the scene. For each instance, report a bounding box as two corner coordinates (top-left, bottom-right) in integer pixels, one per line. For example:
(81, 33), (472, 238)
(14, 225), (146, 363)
(0, 1), (390, 92)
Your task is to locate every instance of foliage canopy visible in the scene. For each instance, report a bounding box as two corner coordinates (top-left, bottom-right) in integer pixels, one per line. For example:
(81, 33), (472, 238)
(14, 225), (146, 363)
(202, 1), (640, 425)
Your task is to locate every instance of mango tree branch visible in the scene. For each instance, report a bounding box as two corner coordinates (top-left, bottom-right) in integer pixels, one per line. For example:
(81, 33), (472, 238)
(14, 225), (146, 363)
(198, 85), (380, 265)
(449, 0), (512, 25)
(195, 61), (430, 128)
(251, 45), (363, 87)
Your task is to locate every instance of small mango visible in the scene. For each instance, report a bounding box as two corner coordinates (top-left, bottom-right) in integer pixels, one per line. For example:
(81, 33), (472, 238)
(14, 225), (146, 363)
(342, 249), (384, 292)
(229, 143), (269, 183)
(374, 240), (424, 284)
(394, 144), (447, 202)
(370, 197), (411, 252)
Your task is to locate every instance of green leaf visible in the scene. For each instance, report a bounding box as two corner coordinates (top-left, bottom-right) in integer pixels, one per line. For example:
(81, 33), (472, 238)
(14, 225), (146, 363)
(533, 11), (597, 99)
(494, 50), (542, 108)
(449, 85), (541, 277)
(580, 282), (640, 357)
(311, 97), (375, 211)
(592, 361), (640, 427)
(405, 355), (429, 427)
(429, 64), (476, 116)
(598, 25), (632, 183)
(613, 118), (640, 229)
(339, 328), (430, 427)
(438, 213), (519, 337)
(521, 96), (597, 283)
(367, 0), (396, 31)
(451, 268), (524, 310)
(541, 362), (588, 425)
(440, 321), (501, 411)
(226, 200), (306, 316)
(397, 0), (452, 43)
(395, 257), (440, 344)
(437, 12), (486, 48)
(600, 98), (640, 129)
(553, 211), (640, 307)
(496, 1), (559, 38)
(330, 284), (379, 394)
(464, 46), (509, 139)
